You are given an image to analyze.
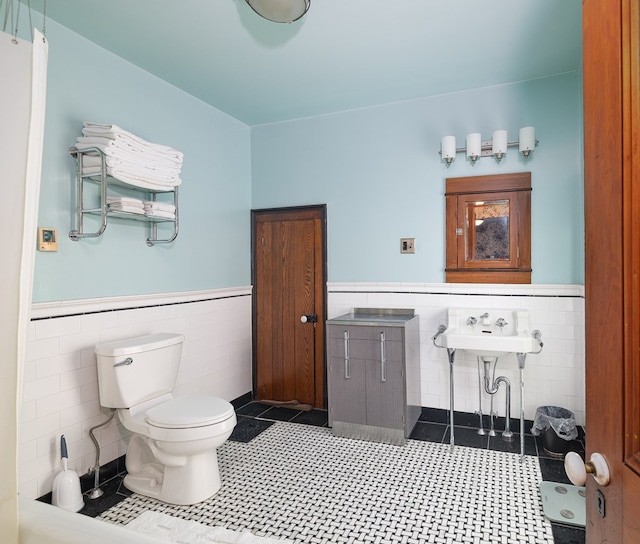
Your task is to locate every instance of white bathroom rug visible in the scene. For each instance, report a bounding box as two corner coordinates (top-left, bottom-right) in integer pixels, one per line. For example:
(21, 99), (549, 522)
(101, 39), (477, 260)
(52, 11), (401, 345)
(126, 511), (294, 544)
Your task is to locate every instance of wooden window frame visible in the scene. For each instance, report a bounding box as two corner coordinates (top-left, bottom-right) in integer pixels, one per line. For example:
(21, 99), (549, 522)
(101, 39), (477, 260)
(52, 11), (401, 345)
(445, 172), (532, 284)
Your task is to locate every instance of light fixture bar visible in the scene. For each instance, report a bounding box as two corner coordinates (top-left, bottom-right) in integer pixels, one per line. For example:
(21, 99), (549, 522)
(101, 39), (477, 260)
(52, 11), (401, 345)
(439, 127), (538, 166)
(450, 140), (534, 155)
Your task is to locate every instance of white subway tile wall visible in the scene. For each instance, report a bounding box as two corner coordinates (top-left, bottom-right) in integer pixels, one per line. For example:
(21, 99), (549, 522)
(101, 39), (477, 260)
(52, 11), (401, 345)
(19, 282), (585, 501)
(19, 288), (252, 500)
(328, 282), (585, 427)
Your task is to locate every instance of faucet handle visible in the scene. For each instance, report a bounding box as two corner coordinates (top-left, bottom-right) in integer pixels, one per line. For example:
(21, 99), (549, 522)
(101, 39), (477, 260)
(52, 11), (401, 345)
(496, 318), (508, 328)
(466, 316), (478, 326)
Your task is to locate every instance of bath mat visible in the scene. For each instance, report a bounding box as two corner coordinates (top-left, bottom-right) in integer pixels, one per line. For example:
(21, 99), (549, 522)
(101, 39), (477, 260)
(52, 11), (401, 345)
(539, 481), (586, 527)
(126, 511), (294, 544)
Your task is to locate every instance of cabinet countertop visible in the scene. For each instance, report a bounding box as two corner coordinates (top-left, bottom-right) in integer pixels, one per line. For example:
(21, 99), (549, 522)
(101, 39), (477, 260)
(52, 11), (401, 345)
(327, 308), (416, 327)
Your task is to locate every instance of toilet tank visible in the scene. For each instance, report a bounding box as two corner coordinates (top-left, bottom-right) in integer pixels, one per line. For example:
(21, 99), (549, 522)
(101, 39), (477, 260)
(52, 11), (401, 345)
(95, 333), (184, 408)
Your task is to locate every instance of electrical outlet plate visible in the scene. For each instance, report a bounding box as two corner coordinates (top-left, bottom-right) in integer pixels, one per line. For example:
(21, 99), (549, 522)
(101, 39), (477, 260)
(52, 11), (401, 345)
(38, 227), (58, 251)
(400, 238), (415, 254)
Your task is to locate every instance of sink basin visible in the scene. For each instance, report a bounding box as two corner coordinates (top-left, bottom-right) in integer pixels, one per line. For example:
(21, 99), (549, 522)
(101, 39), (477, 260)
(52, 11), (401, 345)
(440, 308), (535, 357)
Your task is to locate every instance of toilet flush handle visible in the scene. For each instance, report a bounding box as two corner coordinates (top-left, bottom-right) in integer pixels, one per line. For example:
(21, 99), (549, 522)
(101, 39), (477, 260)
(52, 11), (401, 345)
(565, 451), (611, 486)
(113, 357), (133, 368)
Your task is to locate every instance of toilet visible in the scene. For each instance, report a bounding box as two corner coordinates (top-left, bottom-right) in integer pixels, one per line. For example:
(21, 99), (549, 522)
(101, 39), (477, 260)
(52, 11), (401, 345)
(95, 333), (236, 505)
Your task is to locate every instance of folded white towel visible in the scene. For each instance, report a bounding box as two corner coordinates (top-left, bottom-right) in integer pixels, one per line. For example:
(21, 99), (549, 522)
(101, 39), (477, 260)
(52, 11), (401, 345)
(81, 164), (181, 185)
(81, 153), (181, 176)
(145, 210), (176, 220)
(75, 123), (185, 192)
(107, 196), (145, 208)
(81, 165), (181, 191)
(107, 204), (146, 215)
(82, 122), (184, 159)
(108, 176), (180, 192)
(143, 200), (176, 213)
(76, 137), (183, 168)
(108, 167), (182, 187)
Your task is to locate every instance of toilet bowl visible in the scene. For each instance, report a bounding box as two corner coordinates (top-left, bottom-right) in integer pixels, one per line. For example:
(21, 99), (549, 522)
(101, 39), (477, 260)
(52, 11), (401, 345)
(95, 333), (237, 505)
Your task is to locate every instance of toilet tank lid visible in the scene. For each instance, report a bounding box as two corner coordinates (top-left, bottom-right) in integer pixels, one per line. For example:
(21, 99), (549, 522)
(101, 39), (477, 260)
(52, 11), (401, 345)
(95, 333), (185, 356)
(146, 396), (235, 428)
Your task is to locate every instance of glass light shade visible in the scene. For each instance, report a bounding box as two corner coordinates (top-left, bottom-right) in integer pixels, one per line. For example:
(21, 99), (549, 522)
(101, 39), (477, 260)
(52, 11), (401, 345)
(492, 130), (508, 155)
(441, 136), (456, 163)
(466, 133), (481, 161)
(519, 126), (536, 157)
(245, 0), (310, 23)
(492, 130), (507, 163)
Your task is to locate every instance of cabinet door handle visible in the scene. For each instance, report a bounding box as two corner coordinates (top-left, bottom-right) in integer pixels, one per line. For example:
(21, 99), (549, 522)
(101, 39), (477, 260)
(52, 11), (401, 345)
(343, 330), (350, 379)
(380, 331), (386, 382)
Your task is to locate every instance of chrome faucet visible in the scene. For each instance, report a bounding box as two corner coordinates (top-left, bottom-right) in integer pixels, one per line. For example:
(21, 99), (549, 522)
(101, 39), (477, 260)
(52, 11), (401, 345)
(466, 316), (477, 326)
(495, 317), (508, 328)
(480, 312), (489, 319)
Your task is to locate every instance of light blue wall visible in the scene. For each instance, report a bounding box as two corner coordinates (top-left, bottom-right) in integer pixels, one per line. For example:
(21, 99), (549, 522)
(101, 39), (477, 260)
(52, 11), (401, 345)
(32, 20), (252, 302)
(251, 72), (584, 285)
(29, 19), (583, 302)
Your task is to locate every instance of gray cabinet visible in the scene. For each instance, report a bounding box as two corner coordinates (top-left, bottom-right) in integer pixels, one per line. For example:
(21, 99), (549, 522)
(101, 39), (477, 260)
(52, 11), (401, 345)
(327, 309), (421, 445)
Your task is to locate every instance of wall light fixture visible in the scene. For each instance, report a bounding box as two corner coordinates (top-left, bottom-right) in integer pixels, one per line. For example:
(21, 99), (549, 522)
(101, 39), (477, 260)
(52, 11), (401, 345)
(440, 127), (538, 167)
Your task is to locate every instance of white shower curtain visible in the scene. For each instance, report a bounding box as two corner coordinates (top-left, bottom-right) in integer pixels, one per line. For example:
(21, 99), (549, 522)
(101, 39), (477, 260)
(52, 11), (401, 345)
(0, 28), (48, 541)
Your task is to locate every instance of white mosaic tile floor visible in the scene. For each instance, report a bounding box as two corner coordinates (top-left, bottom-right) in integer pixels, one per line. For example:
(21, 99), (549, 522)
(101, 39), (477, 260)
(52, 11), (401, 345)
(99, 422), (555, 543)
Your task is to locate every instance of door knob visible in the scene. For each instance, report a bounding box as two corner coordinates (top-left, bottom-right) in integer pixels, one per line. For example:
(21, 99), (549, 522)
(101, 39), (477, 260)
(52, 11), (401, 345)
(565, 451), (610, 486)
(300, 314), (318, 323)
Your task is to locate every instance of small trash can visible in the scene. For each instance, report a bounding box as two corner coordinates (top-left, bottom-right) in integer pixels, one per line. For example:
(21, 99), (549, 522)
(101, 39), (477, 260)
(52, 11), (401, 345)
(531, 406), (578, 457)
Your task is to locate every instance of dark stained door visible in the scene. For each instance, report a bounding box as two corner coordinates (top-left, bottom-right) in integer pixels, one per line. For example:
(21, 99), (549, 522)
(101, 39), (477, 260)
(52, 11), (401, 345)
(252, 205), (326, 408)
(583, 1), (640, 541)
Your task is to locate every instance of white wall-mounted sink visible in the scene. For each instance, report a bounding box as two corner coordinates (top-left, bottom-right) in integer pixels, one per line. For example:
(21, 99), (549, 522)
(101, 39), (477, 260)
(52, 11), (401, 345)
(441, 308), (535, 357)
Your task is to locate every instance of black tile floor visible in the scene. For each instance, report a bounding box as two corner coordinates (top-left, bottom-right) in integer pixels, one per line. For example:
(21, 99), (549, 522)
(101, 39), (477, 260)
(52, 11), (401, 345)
(59, 399), (585, 543)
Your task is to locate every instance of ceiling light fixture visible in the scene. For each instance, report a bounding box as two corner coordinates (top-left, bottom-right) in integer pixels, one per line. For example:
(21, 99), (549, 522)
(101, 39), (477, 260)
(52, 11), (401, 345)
(439, 127), (538, 167)
(245, 0), (310, 23)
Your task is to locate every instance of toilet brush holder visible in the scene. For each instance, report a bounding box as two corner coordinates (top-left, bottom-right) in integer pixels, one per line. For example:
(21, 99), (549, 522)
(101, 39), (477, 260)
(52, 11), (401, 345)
(52, 435), (84, 512)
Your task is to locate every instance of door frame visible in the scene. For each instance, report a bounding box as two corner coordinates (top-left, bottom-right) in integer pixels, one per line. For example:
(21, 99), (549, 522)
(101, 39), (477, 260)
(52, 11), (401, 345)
(250, 204), (328, 408)
(583, 0), (640, 540)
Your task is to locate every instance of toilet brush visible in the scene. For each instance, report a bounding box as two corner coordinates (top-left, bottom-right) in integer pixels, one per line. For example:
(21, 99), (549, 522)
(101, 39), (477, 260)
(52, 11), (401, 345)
(52, 435), (84, 512)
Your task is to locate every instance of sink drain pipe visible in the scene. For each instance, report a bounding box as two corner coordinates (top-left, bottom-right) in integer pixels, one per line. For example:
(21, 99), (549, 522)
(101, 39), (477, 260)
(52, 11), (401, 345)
(87, 409), (115, 499)
(481, 358), (513, 441)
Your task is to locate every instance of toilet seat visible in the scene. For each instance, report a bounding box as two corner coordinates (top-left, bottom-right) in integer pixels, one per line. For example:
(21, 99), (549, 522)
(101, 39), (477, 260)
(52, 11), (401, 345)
(145, 396), (234, 429)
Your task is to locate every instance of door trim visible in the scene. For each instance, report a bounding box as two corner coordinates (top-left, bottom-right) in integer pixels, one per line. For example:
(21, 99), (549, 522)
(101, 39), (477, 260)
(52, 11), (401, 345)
(251, 204), (328, 407)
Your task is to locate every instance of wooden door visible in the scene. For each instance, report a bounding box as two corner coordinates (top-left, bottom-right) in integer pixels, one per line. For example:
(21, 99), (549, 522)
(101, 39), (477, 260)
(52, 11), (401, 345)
(252, 205), (326, 408)
(583, 1), (640, 541)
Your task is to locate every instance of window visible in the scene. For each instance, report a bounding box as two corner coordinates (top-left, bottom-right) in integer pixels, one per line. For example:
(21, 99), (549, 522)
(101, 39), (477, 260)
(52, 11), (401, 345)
(445, 172), (531, 283)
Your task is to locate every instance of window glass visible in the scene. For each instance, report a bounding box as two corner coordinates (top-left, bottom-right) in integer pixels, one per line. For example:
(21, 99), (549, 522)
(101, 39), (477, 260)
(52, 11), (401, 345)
(466, 200), (509, 261)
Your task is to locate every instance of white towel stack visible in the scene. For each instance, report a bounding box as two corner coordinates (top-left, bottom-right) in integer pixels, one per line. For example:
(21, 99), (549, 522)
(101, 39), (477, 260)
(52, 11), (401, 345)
(143, 200), (176, 220)
(74, 122), (183, 191)
(106, 196), (145, 215)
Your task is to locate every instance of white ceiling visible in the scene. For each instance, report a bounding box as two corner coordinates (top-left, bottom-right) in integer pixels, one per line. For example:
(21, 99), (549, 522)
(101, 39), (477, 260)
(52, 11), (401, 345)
(24, 0), (582, 126)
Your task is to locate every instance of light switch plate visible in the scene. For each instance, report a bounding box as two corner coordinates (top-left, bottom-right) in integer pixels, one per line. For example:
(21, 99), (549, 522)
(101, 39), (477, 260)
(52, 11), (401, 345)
(38, 227), (58, 251)
(400, 238), (415, 254)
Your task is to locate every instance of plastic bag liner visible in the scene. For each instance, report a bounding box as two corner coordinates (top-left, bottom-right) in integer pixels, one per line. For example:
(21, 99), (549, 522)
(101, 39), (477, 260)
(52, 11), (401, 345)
(531, 406), (578, 441)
